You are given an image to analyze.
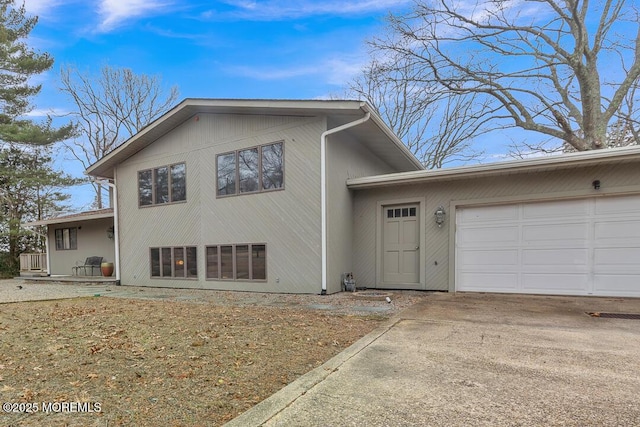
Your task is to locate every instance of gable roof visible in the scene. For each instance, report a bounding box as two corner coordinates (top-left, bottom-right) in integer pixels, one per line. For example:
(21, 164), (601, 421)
(347, 145), (640, 189)
(86, 98), (424, 179)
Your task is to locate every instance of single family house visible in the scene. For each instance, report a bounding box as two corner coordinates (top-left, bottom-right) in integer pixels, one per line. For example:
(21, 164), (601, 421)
(23, 99), (640, 297)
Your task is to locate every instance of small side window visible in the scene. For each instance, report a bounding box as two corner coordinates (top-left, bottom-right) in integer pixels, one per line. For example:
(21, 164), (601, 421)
(236, 245), (250, 279)
(150, 248), (160, 277)
(138, 170), (153, 206)
(238, 148), (259, 193)
(186, 247), (197, 278)
(171, 163), (186, 202)
(220, 245), (234, 279)
(252, 245), (266, 280)
(261, 142), (284, 190)
(206, 246), (219, 279)
(217, 153), (237, 196)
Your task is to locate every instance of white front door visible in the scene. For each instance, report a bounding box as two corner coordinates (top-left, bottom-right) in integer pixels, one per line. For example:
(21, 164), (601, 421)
(382, 204), (420, 287)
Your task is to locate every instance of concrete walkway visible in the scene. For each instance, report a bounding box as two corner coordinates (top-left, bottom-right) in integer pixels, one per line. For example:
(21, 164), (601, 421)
(226, 293), (640, 426)
(0, 278), (422, 315)
(0, 278), (117, 303)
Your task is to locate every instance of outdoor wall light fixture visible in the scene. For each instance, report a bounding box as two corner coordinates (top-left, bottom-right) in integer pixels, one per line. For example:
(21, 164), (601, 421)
(106, 226), (114, 240)
(434, 206), (446, 227)
(593, 180), (601, 190)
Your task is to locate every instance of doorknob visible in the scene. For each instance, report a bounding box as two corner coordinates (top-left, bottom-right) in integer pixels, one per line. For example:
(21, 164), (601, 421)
(415, 246), (420, 250)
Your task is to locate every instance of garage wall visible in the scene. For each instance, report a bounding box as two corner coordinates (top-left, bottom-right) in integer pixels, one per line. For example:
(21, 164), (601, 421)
(352, 162), (640, 291)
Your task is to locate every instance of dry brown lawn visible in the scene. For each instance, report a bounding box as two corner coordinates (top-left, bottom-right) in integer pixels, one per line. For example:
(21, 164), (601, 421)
(0, 297), (384, 426)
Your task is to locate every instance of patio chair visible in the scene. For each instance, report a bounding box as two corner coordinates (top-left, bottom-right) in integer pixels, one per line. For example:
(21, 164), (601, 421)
(72, 256), (103, 276)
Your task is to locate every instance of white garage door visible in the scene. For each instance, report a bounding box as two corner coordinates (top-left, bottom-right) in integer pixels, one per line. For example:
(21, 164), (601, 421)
(455, 194), (640, 297)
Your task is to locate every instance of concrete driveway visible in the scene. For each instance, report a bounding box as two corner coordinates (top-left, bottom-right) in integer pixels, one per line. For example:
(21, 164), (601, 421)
(227, 292), (640, 426)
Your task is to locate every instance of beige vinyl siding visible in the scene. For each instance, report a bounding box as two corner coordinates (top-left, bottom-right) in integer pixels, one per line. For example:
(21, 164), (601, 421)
(47, 218), (116, 276)
(325, 130), (397, 294)
(353, 162), (640, 291)
(116, 113), (324, 293)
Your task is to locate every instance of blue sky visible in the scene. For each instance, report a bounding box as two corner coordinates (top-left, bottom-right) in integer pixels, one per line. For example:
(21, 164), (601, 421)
(21, 1), (636, 210)
(26, 0), (412, 106)
(22, 0), (416, 209)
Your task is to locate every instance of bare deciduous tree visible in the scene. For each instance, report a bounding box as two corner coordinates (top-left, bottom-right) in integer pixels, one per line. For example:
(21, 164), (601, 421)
(348, 56), (495, 168)
(371, 0), (640, 153)
(610, 82), (640, 147)
(60, 66), (179, 208)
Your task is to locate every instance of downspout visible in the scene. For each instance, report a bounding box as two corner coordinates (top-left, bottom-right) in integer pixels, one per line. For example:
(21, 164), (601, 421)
(94, 177), (121, 284)
(320, 110), (371, 294)
(44, 232), (51, 275)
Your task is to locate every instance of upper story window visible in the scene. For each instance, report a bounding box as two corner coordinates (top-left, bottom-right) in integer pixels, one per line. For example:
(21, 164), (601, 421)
(55, 227), (77, 250)
(217, 141), (284, 197)
(138, 163), (186, 207)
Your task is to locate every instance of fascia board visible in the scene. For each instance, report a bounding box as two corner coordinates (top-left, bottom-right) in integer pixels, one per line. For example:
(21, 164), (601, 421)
(347, 145), (640, 189)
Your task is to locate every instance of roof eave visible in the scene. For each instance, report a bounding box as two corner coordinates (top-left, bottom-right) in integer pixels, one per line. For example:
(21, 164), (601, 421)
(86, 98), (424, 178)
(85, 98), (194, 178)
(347, 145), (640, 189)
(22, 211), (115, 227)
(359, 103), (424, 171)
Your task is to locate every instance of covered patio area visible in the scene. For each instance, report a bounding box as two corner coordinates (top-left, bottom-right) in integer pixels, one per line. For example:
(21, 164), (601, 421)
(20, 208), (117, 280)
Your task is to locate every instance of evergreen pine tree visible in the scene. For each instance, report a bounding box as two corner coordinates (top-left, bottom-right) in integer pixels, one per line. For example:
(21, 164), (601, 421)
(0, 144), (79, 275)
(0, 0), (73, 144)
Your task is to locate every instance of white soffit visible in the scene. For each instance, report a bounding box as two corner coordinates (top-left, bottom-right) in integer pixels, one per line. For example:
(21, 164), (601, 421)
(22, 210), (114, 227)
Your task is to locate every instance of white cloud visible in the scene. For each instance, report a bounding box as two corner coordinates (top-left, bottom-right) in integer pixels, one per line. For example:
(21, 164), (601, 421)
(98, 0), (175, 32)
(22, 0), (65, 16)
(225, 53), (366, 88)
(206, 0), (411, 20)
(24, 108), (71, 118)
(324, 57), (365, 85)
(225, 65), (319, 80)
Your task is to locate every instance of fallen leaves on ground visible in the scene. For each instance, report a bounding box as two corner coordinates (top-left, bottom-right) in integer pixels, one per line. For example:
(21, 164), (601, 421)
(0, 298), (383, 426)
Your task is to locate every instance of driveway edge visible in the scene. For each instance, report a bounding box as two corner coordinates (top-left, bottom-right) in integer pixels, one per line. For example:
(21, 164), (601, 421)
(223, 317), (401, 427)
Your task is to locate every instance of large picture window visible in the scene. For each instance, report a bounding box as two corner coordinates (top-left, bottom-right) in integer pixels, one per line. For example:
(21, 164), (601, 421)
(54, 228), (77, 250)
(206, 244), (266, 281)
(138, 162), (187, 206)
(216, 142), (283, 197)
(150, 246), (197, 278)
